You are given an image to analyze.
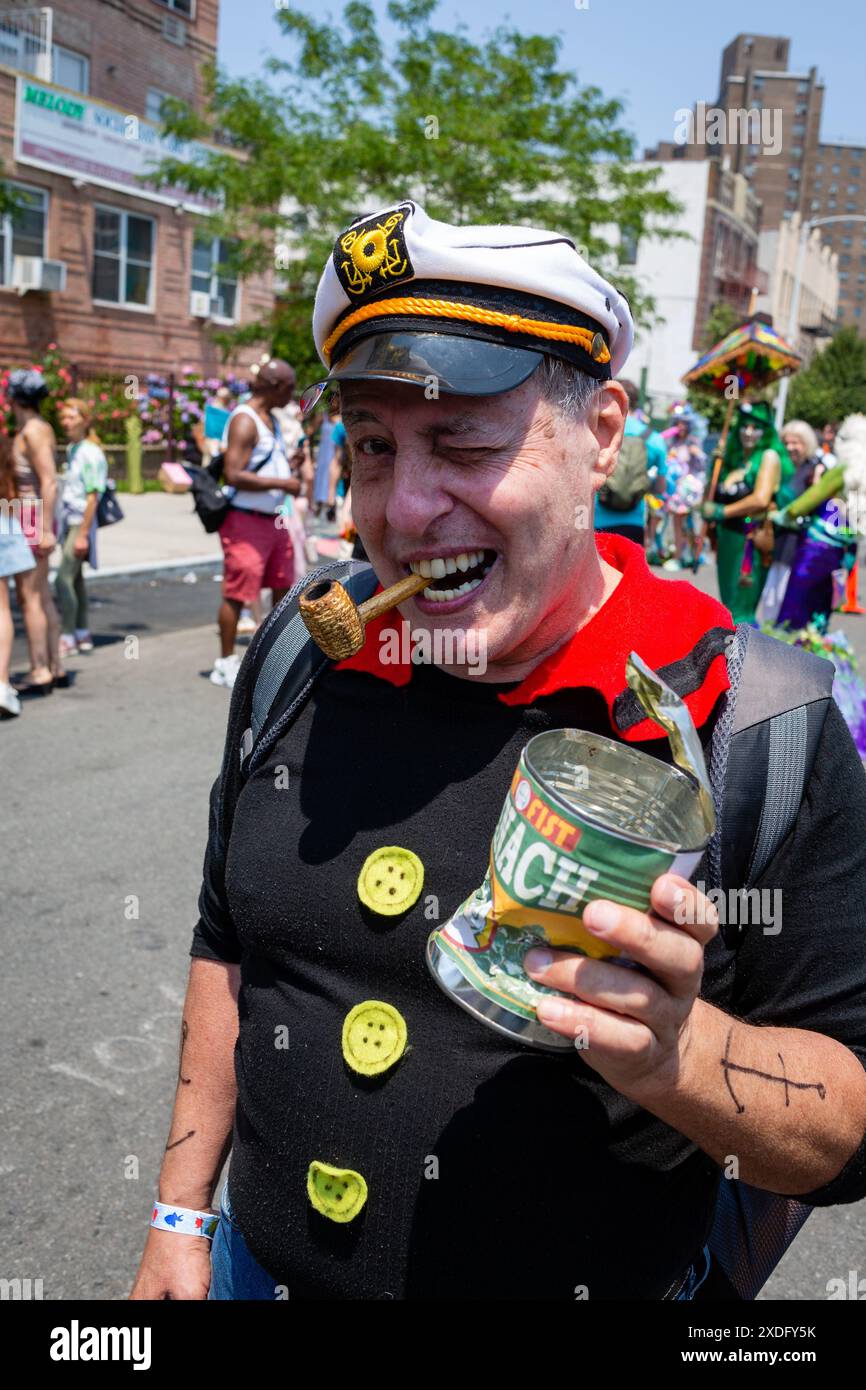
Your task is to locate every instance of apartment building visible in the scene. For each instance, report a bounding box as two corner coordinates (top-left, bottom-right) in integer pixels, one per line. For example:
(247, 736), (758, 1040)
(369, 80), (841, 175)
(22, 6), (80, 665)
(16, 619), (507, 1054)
(0, 0), (275, 375)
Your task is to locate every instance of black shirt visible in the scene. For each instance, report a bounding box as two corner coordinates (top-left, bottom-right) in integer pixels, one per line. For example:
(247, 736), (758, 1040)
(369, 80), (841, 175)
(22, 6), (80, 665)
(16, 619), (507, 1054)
(192, 660), (866, 1301)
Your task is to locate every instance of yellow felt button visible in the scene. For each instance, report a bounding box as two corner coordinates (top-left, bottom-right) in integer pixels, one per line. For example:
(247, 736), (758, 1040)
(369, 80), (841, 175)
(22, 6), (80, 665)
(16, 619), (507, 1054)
(307, 1161), (368, 1223)
(342, 1000), (408, 1077)
(357, 846), (424, 916)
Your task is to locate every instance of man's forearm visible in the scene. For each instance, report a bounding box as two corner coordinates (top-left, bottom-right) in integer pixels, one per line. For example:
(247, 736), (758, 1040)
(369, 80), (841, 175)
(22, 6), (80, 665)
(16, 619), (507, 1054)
(157, 957), (240, 1210)
(643, 999), (866, 1194)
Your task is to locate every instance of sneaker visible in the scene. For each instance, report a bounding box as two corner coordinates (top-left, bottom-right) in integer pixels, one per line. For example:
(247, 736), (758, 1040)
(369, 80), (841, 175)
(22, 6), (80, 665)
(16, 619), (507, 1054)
(236, 610), (257, 636)
(59, 635), (79, 658)
(662, 558), (681, 572)
(0, 682), (22, 718)
(75, 630), (94, 653)
(209, 653), (241, 690)
(304, 536), (320, 566)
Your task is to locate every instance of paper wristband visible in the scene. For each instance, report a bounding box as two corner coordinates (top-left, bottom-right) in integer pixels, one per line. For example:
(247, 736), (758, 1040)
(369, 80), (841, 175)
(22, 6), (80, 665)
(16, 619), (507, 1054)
(151, 1201), (219, 1240)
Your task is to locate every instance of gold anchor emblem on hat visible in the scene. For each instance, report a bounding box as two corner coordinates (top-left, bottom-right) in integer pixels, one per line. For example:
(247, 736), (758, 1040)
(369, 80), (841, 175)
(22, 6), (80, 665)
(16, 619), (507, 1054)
(590, 332), (607, 362)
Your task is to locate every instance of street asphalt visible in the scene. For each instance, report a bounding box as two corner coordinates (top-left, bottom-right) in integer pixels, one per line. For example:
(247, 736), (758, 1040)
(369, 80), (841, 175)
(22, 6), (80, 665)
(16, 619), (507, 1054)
(2, 555), (864, 1301)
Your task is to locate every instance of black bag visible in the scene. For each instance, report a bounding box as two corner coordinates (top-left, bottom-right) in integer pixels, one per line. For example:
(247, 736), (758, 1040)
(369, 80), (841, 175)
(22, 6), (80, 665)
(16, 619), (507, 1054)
(190, 441), (274, 534)
(96, 479), (124, 528)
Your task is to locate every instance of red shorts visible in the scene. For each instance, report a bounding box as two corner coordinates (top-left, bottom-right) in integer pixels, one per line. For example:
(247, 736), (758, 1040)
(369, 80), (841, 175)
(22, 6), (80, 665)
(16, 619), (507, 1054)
(220, 506), (295, 605)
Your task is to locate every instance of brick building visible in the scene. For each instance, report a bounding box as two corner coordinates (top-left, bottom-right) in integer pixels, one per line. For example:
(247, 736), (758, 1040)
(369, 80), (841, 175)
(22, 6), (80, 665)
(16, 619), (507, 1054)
(646, 34), (824, 232)
(0, 0), (275, 377)
(805, 141), (866, 332)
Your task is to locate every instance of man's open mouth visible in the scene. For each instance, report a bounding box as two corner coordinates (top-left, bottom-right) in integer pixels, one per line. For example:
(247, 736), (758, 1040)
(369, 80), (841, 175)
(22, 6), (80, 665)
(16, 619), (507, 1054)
(408, 550), (498, 603)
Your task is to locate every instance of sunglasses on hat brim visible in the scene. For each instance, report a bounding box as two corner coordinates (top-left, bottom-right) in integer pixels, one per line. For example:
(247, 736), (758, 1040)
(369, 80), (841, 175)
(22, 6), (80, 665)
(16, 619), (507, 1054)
(300, 331), (543, 417)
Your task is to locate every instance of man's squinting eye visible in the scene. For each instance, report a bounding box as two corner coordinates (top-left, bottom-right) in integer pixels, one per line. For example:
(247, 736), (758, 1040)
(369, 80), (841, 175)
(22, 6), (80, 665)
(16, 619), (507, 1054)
(354, 436), (394, 457)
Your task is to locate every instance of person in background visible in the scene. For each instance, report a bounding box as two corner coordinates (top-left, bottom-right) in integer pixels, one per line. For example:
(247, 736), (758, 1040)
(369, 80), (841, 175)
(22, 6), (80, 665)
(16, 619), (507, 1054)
(312, 397), (344, 522)
(55, 398), (108, 658)
(662, 405), (706, 573)
(210, 360), (301, 691)
(8, 368), (64, 693)
(820, 421), (838, 468)
(756, 421), (823, 625)
(594, 378), (666, 545)
(0, 434), (36, 718)
(702, 400), (794, 624)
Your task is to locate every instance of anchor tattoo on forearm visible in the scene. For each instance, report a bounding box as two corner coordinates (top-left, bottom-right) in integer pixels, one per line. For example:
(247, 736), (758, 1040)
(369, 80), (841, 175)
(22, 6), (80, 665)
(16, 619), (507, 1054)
(721, 1027), (827, 1114)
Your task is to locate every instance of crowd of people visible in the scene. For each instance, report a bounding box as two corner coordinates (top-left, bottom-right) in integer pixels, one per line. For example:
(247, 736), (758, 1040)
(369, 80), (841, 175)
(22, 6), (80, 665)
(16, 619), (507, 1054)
(0, 370), (110, 719)
(1, 354), (857, 717)
(595, 381), (856, 635)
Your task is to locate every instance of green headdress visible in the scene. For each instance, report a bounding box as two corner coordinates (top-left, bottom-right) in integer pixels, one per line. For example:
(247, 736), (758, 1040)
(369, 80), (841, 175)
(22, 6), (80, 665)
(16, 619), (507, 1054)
(722, 400), (794, 487)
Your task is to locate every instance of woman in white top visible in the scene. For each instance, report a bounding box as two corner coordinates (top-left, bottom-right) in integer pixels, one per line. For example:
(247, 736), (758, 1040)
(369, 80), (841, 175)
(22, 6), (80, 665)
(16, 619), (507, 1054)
(56, 398), (108, 657)
(210, 360), (301, 690)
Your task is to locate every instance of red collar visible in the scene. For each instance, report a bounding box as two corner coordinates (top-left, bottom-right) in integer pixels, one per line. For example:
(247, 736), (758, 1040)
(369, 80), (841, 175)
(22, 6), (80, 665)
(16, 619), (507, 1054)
(334, 534), (733, 742)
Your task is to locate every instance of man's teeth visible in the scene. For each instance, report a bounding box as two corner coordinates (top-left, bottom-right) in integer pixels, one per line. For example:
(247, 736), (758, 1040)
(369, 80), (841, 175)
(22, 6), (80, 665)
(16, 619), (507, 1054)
(408, 550), (493, 602)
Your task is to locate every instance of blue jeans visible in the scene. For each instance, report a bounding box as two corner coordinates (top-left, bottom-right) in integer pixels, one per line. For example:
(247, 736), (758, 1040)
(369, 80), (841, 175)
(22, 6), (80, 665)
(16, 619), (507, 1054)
(208, 1184), (282, 1300)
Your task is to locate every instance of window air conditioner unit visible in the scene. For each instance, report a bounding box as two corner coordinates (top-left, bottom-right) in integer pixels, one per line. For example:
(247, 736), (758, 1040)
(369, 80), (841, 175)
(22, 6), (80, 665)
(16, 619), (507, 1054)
(12, 257), (68, 294)
(162, 15), (186, 46)
(190, 290), (212, 317)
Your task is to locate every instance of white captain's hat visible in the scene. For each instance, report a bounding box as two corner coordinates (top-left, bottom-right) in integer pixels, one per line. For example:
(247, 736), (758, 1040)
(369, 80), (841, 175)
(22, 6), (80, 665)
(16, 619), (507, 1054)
(301, 199), (634, 413)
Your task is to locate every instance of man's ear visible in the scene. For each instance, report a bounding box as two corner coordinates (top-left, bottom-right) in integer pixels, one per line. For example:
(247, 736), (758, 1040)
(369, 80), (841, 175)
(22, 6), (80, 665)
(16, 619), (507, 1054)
(588, 382), (629, 486)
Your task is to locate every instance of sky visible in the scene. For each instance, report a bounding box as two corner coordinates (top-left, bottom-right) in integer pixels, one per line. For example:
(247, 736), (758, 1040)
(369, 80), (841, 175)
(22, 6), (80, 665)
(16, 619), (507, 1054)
(217, 0), (866, 152)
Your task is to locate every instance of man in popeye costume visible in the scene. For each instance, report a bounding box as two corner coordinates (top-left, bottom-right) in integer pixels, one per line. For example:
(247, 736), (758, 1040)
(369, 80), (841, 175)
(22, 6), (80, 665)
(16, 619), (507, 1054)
(131, 201), (866, 1303)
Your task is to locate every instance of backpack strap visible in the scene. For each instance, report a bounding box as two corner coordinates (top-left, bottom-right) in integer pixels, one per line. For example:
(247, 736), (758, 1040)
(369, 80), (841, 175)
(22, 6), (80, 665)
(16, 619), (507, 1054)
(704, 623), (835, 1300)
(240, 558), (377, 774)
(705, 624), (834, 906)
(209, 558), (376, 941)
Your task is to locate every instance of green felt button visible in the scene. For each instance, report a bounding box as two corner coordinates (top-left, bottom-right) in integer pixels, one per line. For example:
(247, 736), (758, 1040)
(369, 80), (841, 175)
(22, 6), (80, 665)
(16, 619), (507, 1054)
(307, 1160), (368, 1223)
(342, 1000), (408, 1077)
(357, 846), (424, 916)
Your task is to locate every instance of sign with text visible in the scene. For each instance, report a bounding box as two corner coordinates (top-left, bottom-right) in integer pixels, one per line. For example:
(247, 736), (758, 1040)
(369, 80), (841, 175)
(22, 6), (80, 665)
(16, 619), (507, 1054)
(14, 76), (220, 214)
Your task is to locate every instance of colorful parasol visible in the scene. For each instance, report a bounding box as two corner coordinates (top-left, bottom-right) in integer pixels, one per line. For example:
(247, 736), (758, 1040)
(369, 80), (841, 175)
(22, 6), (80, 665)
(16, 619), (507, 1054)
(683, 319), (803, 504)
(682, 318), (801, 395)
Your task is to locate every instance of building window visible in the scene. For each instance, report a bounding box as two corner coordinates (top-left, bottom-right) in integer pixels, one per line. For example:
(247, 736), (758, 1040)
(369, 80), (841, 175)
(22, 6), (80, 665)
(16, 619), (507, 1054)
(797, 81), (809, 94)
(92, 207), (155, 308)
(828, 200), (837, 210)
(792, 125), (805, 138)
(54, 44), (89, 92)
(146, 88), (172, 123)
(839, 273), (849, 281)
(811, 200), (821, 210)
(847, 203), (858, 213)
(848, 184), (860, 194)
(154, 0), (195, 16)
(785, 189), (798, 203)
(795, 104), (808, 117)
(191, 235), (238, 320)
(841, 254), (851, 264)
(842, 237), (853, 246)
(789, 168), (801, 181)
(0, 26), (89, 92)
(832, 164), (841, 174)
(0, 184), (48, 284)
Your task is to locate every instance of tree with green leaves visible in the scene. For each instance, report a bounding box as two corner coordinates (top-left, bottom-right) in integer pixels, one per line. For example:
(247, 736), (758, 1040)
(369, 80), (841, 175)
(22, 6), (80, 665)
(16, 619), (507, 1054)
(154, 0), (683, 382)
(785, 327), (866, 429)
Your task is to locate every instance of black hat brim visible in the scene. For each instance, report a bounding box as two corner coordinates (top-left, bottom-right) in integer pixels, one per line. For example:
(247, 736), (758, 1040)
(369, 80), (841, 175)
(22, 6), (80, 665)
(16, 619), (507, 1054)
(300, 331), (543, 416)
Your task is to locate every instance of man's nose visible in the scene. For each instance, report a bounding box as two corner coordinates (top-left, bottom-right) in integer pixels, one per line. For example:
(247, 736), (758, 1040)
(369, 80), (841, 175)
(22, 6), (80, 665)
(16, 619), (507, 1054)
(384, 444), (452, 536)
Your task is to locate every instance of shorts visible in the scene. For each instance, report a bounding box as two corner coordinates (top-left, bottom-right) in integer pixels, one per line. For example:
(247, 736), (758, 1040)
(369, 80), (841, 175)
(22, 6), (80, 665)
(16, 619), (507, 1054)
(219, 505), (295, 605)
(0, 512), (37, 578)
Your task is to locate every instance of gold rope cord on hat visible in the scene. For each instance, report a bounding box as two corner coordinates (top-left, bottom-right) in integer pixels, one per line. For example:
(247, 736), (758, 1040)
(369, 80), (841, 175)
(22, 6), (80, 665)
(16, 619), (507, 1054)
(322, 295), (612, 366)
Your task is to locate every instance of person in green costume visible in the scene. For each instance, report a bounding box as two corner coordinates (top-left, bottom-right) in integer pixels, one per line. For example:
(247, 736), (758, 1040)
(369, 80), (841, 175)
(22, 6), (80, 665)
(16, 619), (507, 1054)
(701, 400), (795, 623)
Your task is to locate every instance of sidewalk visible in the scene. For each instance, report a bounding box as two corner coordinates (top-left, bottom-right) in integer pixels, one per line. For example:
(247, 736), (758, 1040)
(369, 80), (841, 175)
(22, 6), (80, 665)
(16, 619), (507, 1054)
(48, 490), (348, 580)
(62, 492), (222, 578)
